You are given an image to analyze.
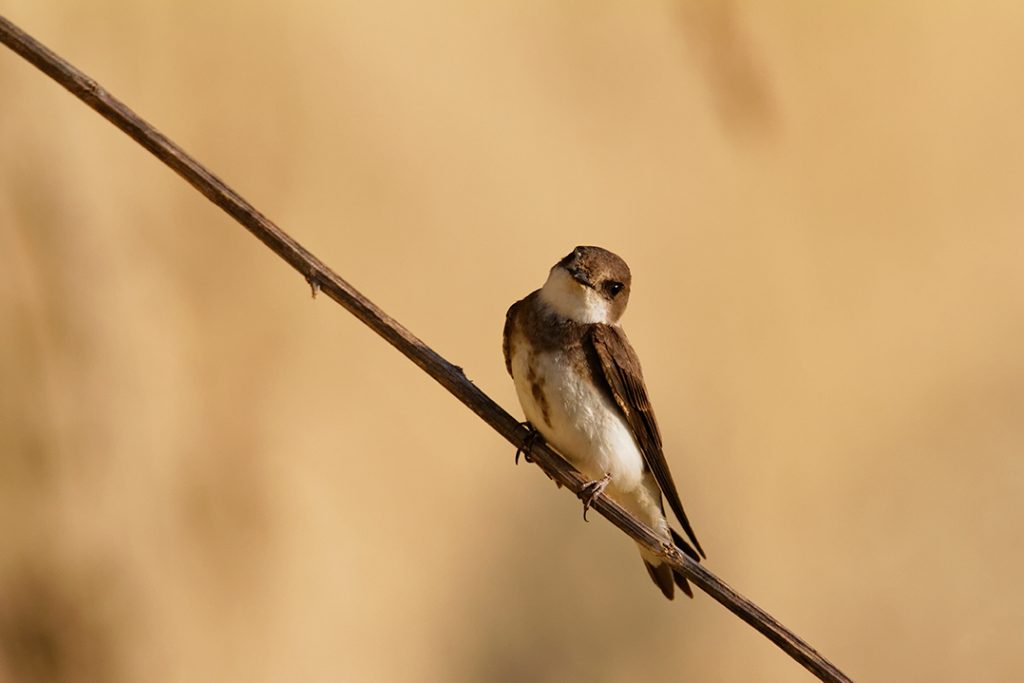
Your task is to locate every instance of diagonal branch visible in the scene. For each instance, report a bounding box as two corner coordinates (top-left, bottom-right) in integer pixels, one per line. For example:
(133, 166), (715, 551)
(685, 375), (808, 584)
(0, 15), (852, 683)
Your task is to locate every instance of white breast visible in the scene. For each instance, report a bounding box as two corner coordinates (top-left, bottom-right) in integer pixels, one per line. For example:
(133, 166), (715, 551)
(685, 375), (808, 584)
(510, 341), (646, 494)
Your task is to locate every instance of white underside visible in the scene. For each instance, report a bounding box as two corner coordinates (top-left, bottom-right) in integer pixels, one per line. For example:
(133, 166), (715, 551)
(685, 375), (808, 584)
(511, 336), (670, 560)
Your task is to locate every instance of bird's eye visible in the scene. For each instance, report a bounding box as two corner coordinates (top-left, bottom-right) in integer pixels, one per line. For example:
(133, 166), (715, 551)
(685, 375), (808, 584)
(605, 281), (624, 297)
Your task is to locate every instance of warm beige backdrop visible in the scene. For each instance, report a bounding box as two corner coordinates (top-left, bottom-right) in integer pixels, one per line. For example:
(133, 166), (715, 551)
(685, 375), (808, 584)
(2, 2), (1023, 681)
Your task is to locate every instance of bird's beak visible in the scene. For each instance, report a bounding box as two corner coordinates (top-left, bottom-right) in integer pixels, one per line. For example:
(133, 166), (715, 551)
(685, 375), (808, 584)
(556, 250), (593, 289)
(567, 266), (593, 289)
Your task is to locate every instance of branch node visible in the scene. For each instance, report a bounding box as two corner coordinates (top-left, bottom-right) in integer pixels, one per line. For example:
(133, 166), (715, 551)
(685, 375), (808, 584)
(662, 541), (681, 561)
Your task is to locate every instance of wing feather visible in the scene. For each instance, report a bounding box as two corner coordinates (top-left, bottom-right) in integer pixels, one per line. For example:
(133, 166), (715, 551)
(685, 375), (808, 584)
(588, 324), (705, 559)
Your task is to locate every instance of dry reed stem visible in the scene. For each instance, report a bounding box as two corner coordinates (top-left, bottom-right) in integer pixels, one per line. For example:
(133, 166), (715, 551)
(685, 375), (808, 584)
(0, 14), (851, 683)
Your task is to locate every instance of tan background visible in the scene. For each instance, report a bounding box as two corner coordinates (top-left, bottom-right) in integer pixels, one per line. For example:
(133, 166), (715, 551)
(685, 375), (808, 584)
(2, 2), (1023, 681)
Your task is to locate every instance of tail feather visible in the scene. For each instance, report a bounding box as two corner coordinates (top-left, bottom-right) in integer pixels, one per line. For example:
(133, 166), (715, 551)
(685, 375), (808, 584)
(642, 530), (705, 601)
(672, 567), (694, 598)
(671, 528), (701, 562)
(665, 528), (703, 599)
(643, 558), (695, 600)
(643, 559), (676, 600)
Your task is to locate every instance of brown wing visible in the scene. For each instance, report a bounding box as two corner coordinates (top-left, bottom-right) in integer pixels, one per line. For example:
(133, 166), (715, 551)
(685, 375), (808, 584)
(503, 298), (523, 378)
(588, 324), (705, 559)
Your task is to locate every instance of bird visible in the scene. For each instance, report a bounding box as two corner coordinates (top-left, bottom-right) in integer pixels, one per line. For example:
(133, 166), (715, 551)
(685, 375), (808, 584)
(503, 245), (704, 599)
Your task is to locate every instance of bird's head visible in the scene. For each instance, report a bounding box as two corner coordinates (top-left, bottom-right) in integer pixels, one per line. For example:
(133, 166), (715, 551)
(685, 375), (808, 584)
(539, 245), (632, 324)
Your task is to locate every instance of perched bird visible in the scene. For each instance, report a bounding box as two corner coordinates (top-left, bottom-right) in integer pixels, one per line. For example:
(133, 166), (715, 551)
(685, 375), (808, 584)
(503, 246), (704, 599)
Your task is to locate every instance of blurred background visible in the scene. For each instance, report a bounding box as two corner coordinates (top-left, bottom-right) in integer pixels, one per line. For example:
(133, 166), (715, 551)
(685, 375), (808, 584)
(2, 1), (1023, 681)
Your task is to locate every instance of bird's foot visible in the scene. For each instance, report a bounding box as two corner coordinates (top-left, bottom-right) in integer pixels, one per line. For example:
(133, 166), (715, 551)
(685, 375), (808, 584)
(579, 473), (611, 522)
(515, 422), (542, 465)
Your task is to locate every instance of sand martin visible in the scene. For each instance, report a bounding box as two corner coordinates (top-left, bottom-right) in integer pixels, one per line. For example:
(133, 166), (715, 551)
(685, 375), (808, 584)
(503, 246), (704, 599)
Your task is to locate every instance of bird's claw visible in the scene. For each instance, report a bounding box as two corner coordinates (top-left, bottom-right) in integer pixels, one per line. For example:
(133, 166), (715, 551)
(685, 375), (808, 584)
(515, 422), (541, 465)
(579, 473), (611, 522)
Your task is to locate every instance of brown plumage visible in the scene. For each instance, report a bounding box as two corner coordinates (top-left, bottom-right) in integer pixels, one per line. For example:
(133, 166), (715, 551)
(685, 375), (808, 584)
(588, 323), (705, 559)
(504, 246), (705, 599)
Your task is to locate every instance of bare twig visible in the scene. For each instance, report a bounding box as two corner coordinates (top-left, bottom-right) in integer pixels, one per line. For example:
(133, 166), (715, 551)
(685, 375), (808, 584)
(0, 14), (852, 683)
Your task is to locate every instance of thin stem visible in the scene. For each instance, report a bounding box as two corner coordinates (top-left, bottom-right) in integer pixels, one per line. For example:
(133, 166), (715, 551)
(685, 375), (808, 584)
(0, 14), (851, 683)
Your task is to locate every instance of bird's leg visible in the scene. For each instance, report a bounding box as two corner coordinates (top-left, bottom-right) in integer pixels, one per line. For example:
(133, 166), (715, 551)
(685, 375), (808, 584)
(579, 473), (611, 522)
(514, 423), (563, 488)
(515, 422), (542, 465)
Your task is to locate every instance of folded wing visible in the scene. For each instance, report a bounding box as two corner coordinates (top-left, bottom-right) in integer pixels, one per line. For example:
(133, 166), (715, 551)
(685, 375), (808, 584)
(588, 324), (705, 559)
